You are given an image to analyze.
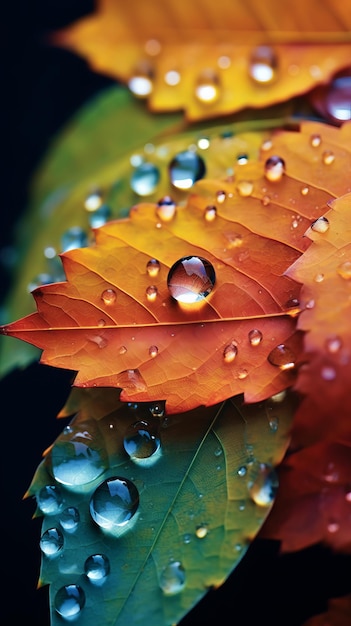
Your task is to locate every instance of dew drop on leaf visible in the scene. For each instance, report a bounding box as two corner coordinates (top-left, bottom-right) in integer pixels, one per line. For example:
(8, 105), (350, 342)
(322, 150), (335, 165)
(248, 463), (279, 506)
(167, 256), (216, 303)
(337, 260), (351, 280)
(169, 150), (206, 190)
(88, 204), (111, 228)
(156, 195), (176, 221)
(89, 476), (139, 532)
(267, 344), (296, 370)
(145, 285), (158, 302)
(300, 186), (309, 196)
(37, 485), (63, 515)
(194, 69), (221, 104)
(101, 288), (117, 305)
(216, 190), (226, 203)
(146, 258), (160, 277)
(310, 133), (322, 147)
(39, 527), (64, 556)
(248, 329), (263, 346)
(311, 216), (330, 233)
(130, 162), (160, 196)
(148, 345), (159, 358)
(236, 180), (254, 197)
(248, 45), (278, 84)
(223, 342), (238, 363)
(204, 205), (217, 222)
(195, 524), (209, 539)
(84, 554), (110, 583)
(159, 561), (186, 595)
(128, 61), (154, 98)
(123, 420), (161, 460)
(59, 507), (80, 532)
(54, 584), (86, 620)
(264, 155), (285, 182)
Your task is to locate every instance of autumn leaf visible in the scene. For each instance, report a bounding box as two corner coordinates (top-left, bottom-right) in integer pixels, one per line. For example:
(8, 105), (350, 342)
(51, 0), (351, 120)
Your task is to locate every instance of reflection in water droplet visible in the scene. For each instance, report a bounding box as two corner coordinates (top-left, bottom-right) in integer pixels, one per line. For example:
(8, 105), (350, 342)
(196, 524), (208, 539)
(59, 507), (80, 532)
(223, 342), (238, 363)
(124, 420), (161, 461)
(84, 554), (110, 583)
(146, 285), (158, 302)
(337, 261), (351, 280)
(324, 75), (351, 122)
(216, 190), (226, 203)
(61, 227), (88, 252)
(236, 180), (254, 197)
(146, 258), (160, 277)
(237, 465), (247, 477)
(322, 150), (335, 165)
(248, 329), (263, 346)
(169, 151), (206, 190)
(159, 561), (186, 595)
(237, 154), (249, 165)
(54, 584), (86, 620)
(130, 162), (160, 196)
(40, 527), (64, 556)
(264, 155), (285, 182)
(195, 69), (221, 104)
(237, 368), (248, 380)
(167, 256), (216, 303)
(156, 196), (176, 221)
(101, 289), (117, 305)
(311, 216), (330, 233)
(37, 485), (63, 515)
(314, 273), (325, 283)
(310, 134), (322, 148)
(90, 476), (139, 532)
(249, 45), (278, 84)
(267, 344), (295, 370)
(88, 204), (111, 228)
(149, 345), (159, 358)
(248, 463), (279, 506)
(204, 205), (217, 222)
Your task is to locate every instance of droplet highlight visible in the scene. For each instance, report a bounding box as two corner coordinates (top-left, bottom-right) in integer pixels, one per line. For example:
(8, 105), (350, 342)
(223, 342), (238, 363)
(59, 507), (80, 532)
(248, 463), (279, 506)
(146, 258), (160, 277)
(249, 45), (278, 84)
(84, 554), (110, 583)
(267, 344), (296, 370)
(195, 69), (221, 104)
(37, 485), (63, 515)
(90, 476), (139, 532)
(248, 329), (263, 346)
(167, 256), (216, 303)
(124, 419), (161, 461)
(337, 261), (351, 280)
(40, 527), (64, 556)
(101, 288), (117, 305)
(311, 216), (330, 233)
(146, 285), (158, 302)
(169, 151), (206, 190)
(236, 180), (254, 197)
(204, 205), (217, 222)
(156, 196), (176, 221)
(54, 584), (86, 620)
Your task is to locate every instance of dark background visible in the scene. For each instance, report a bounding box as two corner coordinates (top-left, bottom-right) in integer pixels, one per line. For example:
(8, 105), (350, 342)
(1, 2), (351, 625)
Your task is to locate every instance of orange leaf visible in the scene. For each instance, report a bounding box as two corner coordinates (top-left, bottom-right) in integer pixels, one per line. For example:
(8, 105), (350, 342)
(51, 0), (351, 120)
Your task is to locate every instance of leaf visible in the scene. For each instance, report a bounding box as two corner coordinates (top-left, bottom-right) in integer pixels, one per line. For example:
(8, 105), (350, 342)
(52, 0), (351, 120)
(27, 389), (295, 626)
(303, 594), (351, 626)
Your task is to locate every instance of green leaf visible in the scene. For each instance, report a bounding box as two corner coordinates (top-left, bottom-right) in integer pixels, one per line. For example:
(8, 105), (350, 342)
(27, 389), (296, 625)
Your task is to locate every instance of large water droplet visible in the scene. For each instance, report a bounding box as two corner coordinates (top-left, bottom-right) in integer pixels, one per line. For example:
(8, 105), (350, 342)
(37, 485), (63, 515)
(40, 527), (64, 556)
(54, 584), (86, 620)
(84, 554), (110, 584)
(248, 329), (263, 346)
(123, 419), (161, 461)
(167, 256), (216, 303)
(324, 75), (351, 123)
(101, 288), (117, 305)
(169, 151), (206, 190)
(59, 507), (80, 532)
(61, 227), (88, 252)
(90, 476), (139, 532)
(50, 421), (107, 489)
(249, 45), (278, 84)
(130, 162), (160, 196)
(264, 155), (285, 182)
(159, 561), (186, 595)
(195, 69), (221, 104)
(267, 344), (296, 370)
(248, 463), (279, 506)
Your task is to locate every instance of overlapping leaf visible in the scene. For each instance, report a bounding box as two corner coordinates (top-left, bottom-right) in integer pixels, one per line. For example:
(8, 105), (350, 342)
(52, 0), (351, 120)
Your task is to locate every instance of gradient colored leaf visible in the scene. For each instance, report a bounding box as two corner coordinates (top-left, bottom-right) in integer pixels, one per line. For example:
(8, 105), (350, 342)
(27, 389), (295, 626)
(52, 0), (351, 120)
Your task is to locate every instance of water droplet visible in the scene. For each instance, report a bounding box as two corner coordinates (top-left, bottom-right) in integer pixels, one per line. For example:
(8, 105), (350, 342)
(128, 62), (153, 98)
(249, 45), (278, 84)
(90, 476), (139, 532)
(325, 336), (342, 353)
(61, 227), (88, 252)
(183, 533), (192, 544)
(123, 420), (161, 461)
(248, 329), (263, 346)
(314, 273), (325, 283)
(268, 416), (279, 432)
(119, 345), (128, 355)
(164, 69), (181, 86)
(169, 150), (206, 190)
(327, 520), (340, 534)
(37, 485), (63, 515)
(130, 162), (160, 196)
(236, 180), (254, 197)
(146, 285), (158, 302)
(264, 155), (285, 182)
(148, 345), (159, 358)
(59, 507), (80, 532)
(167, 256), (216, 303)
(310, 133), (322, 148)
(223, 342), (238, 363)
(146, 258), (160, 277)
(261, 194), (271, 206)
(261, 138), (273, 151)
(337, 261), (351, 280)
(301, 186), (309, 196)
(159, 561), (186, 595)
(40, 527), (64, 556)
(322, 150), (335, 165)
(311, 216), (330, 233)
(149, 402), (165, 418)
(204, 205), (217, 222)
(156, 196), (176, 221)
(237, 368), (248, 380)
(101, 288), (117, 305)
(84, 191), (103, 211)
(195, 69), (221, 104)
(88, 204), (111, 228)
(237, 465), (247, 477)
(248, 463), (279, 506)
(197, 137), (210, 150)
(267, 344), (295, 370)
(237, 154), (249, 165)
(84, 554), (110, 583)
(54, 584), (86, 620)
(195, 524), (208, 539)
(324, 75), (351, 122)
(321, 365), (336, 381)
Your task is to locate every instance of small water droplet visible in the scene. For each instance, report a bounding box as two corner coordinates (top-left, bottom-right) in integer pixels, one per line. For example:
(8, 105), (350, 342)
(169, 150), (206, 190)
(149, 345), (159, 358)
(84, 190), (103, 211)
(248, 463), (279, 506)
(300, 186), (309, 196)
(237, 368), (248, 380)
(183, 533), (192, 544)
(337, 260), (351, 280)
(37, 485), (63, 515)
(61, 227), (88, 252)
(195, 524), (208, 539)
(204, 205), (217, 222)
(90, 476), (139, 532)
(88, 204), (111, 228)
(311, 216), (330, 233)
(156, 196), (176, 221)
(146, 285), (158, 302)
(164, 69), (181, 86)
(101, 288), (117, 305)
(130, 162), (160, 196)
(314, 273), (325, 283)
(59, 507), (80, 532)
(167, 256), (216, 303)
(249, 45), (278, 84)
(237, 465), (247, 477)
(159, 561), (186, 595)
(54, 584), (86, 620)
(325, 336), (342, 353)
(268, 416), (279, 432)
(236, 180), (254, 197)
(321, 366), (336, 381)
(237, 154), (249, 165)
(146, 258), (160, 277)
(216, 190), (226, 203)
(123, 420), (161, 461)
(264, 155), (285, 182)
(322, 150), (335, 165)
(310, 133), (322, 148)
(119, 345), (128, 355)
(267, 344), (295, 370)
(40, 527), (64, 556)
(84, 554), (110, 583)
(248, 329), (263, 346)
(195, 69), (221, 104)
(261, 194), (271, 206)
(223, 342), (238, 363)
(261, 138), (273, 151)
(128, 62), (154, 98)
